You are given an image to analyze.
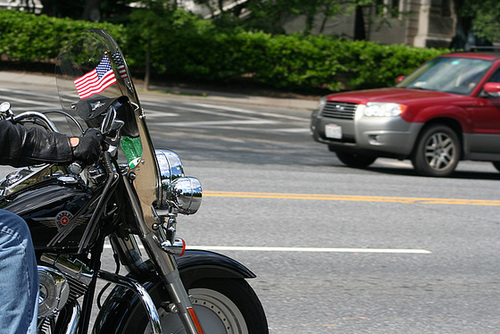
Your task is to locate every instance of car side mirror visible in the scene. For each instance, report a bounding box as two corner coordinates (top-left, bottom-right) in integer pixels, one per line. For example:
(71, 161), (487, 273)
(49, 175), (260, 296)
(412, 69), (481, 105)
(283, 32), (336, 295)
(396, 76), (405, 83)
(484, 82), (500, 97)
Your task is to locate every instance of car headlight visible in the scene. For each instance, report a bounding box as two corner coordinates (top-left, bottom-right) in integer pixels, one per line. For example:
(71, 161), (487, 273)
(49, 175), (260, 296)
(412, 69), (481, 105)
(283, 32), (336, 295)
(312, 96), (327, 118)
(318, 96), (327, 110)
(364, 102), (406, 117)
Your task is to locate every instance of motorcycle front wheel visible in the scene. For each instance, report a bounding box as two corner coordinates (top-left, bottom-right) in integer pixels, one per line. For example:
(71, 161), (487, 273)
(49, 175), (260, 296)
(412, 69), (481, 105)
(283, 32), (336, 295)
(124, 278), (268, 334)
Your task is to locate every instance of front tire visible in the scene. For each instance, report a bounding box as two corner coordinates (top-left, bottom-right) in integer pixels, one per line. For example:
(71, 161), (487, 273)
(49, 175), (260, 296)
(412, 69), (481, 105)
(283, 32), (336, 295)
(124, 278), (268, 334)
(411, 124), (460, 177)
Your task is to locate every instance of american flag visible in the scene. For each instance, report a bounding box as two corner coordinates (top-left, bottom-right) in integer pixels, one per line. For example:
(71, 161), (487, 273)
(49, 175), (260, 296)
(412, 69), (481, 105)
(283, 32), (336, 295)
(111, 51), (128, 79)
(74, 55), (116, 99)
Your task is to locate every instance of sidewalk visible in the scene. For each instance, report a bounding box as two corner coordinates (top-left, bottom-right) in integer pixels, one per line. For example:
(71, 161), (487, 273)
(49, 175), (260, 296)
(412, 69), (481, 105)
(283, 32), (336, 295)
(1, 71), (319, 111)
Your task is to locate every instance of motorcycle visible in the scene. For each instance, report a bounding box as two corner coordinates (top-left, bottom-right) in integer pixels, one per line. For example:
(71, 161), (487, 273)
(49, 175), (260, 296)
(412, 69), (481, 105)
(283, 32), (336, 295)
(0, 29), (268, 333)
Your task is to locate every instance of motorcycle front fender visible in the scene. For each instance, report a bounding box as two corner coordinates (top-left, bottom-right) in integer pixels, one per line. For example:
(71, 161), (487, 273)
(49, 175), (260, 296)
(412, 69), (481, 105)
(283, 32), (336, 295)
(177, 249), (256, 287)
(93, 249), (256, 333)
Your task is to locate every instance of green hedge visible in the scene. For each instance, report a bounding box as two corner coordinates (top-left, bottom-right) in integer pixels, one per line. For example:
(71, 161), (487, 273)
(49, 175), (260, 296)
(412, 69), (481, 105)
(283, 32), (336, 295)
(0, 9), (447, 92)
(0, 10), (124, 61)
(147, 26), (446, 91)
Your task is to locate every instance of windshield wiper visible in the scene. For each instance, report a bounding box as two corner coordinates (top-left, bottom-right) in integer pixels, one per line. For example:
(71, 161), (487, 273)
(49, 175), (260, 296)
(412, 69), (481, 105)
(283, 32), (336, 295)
(407, 86), (430, 91)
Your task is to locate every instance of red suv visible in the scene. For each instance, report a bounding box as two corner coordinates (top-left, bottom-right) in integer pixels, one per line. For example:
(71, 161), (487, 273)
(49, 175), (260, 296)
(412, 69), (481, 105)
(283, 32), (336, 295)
(311, 52), (500, 176)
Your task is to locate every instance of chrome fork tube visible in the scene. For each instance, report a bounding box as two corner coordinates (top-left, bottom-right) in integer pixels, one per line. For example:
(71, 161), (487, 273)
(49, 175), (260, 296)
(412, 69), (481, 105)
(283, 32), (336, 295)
(143, 232), (202, 334)
(61, 302), (80, 334)
(123, 177), (203, 334)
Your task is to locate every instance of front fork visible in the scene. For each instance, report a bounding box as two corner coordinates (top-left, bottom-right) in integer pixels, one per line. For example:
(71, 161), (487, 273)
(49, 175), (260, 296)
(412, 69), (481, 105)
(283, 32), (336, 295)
(143, 229), (204, 334)
(121, 178), (204, 334)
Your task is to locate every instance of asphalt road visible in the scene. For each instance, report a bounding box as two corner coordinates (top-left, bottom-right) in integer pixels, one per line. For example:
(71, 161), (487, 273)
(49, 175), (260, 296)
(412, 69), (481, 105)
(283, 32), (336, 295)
(0, 73), (499, 333)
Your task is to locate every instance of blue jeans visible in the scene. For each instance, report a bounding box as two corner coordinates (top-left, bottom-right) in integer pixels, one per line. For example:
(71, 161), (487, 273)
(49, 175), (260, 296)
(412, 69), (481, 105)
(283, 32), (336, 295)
(0, 209), (38, 334)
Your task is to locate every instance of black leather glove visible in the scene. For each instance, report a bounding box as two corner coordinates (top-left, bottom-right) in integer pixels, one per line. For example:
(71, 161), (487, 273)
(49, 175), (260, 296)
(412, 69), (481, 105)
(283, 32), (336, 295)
(71, 128), (103, 166)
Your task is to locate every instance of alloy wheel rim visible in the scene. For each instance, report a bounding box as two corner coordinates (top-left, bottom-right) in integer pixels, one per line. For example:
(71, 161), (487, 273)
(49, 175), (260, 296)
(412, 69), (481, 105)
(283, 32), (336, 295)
(424, 132), (455, 170)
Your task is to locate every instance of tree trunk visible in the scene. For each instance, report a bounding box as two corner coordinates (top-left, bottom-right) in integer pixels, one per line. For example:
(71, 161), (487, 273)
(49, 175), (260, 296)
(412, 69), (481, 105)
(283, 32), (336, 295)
(40, 0), (56, 16)
(319, 3), (332, 34)
(145, 39), (151, 91)
(354, 6), (366, 40)
(304, 9), (315, 35)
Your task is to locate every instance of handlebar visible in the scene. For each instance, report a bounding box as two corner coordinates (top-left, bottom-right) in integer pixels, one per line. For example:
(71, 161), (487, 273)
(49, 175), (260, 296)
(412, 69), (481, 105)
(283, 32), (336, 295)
(9, 110), (103, 174)
(13, 111), (60, 133)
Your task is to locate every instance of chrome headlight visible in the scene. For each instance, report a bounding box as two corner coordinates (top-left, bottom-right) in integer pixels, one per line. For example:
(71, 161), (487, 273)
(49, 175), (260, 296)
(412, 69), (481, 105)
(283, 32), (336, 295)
(165, 177), (202, 215)
(155, 149), (202, 215)
(364, 102), (406, 117)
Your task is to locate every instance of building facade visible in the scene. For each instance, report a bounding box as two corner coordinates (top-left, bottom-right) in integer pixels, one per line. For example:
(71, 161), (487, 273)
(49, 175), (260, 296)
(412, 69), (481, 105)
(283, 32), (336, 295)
(281, 0), (456, 48)
(0, 0), (42, 13)
(186, 0), (458, 48)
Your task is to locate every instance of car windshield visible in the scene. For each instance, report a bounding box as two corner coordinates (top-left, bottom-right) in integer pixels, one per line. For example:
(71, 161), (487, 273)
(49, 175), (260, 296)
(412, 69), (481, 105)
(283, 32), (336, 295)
(396, 57), (492, 95)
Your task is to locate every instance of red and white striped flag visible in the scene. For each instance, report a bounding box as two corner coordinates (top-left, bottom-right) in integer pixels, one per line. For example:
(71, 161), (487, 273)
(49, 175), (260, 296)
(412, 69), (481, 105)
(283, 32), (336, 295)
(111, 51), (128, 79)
(74, 55), (116, 99)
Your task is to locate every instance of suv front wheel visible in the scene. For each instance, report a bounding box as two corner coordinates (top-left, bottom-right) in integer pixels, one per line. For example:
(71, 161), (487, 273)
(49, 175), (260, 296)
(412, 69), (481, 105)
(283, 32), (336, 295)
(412, 124), (461, 177)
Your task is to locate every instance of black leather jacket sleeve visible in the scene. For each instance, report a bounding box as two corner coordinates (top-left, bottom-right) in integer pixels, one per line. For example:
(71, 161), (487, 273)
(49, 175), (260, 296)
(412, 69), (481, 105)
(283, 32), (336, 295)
(0, 120), (73, 167)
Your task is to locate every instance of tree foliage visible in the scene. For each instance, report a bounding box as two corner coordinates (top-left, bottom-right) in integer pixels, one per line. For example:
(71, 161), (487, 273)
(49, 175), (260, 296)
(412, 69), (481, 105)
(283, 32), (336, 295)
(460, 0), (500, 42)
(453, 0), (500, 44)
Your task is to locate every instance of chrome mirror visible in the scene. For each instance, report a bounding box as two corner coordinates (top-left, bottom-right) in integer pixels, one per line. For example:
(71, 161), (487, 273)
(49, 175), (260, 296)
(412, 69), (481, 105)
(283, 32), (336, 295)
(0, 102), (13, 120)
(100, 106), (124, 135)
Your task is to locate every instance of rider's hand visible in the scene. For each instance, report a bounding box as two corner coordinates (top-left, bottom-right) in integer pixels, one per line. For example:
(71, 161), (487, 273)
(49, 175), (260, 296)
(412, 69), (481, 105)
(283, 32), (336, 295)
(71, 128), (103, 166)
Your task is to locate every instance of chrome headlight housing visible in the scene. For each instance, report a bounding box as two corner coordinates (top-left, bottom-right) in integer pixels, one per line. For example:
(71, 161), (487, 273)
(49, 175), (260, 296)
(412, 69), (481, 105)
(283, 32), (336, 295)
(155, 149), (202, 215)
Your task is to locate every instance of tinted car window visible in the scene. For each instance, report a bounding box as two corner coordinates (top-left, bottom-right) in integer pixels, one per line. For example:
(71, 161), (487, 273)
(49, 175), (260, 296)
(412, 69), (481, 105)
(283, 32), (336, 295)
(396, 57), (492, 95)
(488, 69), (500, 83)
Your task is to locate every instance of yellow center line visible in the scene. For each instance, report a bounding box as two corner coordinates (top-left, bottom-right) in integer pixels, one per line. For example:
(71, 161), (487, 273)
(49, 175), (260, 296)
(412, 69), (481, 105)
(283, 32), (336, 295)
(204, 191), (500, 206)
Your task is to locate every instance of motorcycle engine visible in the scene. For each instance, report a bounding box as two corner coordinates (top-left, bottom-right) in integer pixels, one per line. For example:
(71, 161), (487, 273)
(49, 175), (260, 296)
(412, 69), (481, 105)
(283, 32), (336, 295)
(38, 254), (93, 319)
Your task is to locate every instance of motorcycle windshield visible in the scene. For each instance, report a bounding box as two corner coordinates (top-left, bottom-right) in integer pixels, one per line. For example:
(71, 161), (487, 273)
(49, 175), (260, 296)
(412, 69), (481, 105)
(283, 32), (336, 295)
(56, 29), (160, 234)
(55, 28), (144, 167)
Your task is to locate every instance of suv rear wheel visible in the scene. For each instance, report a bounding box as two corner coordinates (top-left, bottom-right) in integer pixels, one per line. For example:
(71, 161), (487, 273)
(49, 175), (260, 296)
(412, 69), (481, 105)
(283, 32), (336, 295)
(412, 124), (460, 177)
(335, 151), (377, 168)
